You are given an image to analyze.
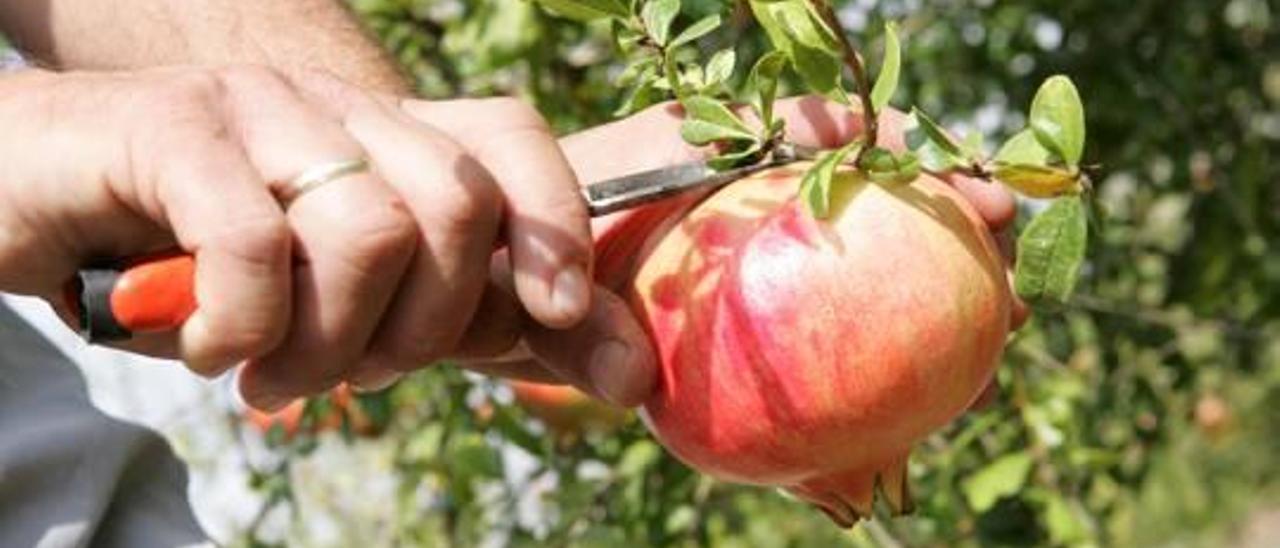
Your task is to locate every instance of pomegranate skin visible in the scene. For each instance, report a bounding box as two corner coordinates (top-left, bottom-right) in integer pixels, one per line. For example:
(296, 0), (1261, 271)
(598, 165), (1011, 526)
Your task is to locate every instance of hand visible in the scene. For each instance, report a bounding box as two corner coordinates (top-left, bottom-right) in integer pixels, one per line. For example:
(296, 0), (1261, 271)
(0, 67), (595, 411)
(440, 96), (1027, 407)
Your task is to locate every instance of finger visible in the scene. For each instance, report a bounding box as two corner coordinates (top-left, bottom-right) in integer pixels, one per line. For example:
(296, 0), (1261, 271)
(223, 69), (417, 410)
(463, 358), (566, 385)
(152, 135), (292, 375)
(448, 252), (525, 360)
(447, 253), (655, 405)
(401, 98), (594, 329)
(522, 286), (657, 407)
(447, 252), (572, 385)
(940, 172), (1018, 231)
(305, 88), (505, 388)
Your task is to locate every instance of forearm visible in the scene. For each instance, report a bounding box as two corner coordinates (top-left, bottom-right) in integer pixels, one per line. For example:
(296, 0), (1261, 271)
(0, 0), (409, 93)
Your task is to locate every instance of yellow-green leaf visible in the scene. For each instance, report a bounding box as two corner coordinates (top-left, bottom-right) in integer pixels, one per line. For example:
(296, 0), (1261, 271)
(1015, 197), (1089, 307)
(994, 163), (1081, 199)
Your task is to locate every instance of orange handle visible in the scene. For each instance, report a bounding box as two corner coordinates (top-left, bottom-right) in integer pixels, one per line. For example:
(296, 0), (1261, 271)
(67, 251), (196, 342)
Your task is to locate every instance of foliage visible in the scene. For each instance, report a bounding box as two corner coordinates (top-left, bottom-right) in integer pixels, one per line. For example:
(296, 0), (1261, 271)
(229, 0), (1280, 546)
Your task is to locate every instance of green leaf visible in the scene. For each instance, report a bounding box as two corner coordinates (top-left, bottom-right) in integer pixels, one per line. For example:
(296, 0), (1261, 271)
(994, 163), (1082, 199)
(642, 0), (681, 46)
(961, 452), (1035, 513)
(704, 49), (736, 87)
(994, 129), (1055, 166)
(1029, 75), (1086, 166)
(534, 0), (629, 22)
(859, 146), (897, 172)
(916, 140), (963, 171)
(861, 147), (920, 185)
(767, 0), (839, 51)
(615, 77), (665, 116)
(680, 119), (756, 145)
(910, 108), (964, 158)
(799, 141), (862, 219)
(707, 142), (764, 170)
(790, 45), (847, 104)
(669, 14), (720, 48)
(1015, 197), (1089, 307)
(682, 95), (753, 134)
(870, 22), (902, 112)
(749, 51), (788, 128)
(748, 0), (847, 104)
(616, 56), (658, 87)
(908, 108), (969, 171)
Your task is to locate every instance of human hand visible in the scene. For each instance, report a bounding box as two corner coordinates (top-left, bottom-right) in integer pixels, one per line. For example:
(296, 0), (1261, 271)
(0, 66), (596, 410)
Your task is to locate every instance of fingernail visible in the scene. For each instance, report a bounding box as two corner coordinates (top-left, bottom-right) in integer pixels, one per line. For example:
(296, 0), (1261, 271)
(350, 369), (404, 393)
(551, 266), (591, 323)
(588, 339), (633, 406)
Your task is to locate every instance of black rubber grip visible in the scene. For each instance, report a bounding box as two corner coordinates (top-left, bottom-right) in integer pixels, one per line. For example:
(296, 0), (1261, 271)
(77, 268), (132, 343)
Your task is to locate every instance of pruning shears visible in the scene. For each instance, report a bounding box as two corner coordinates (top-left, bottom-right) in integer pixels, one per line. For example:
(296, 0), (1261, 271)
(68, 145), (810, 342)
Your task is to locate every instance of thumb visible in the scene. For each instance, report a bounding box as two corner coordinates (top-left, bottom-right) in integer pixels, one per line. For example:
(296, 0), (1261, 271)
(521, 286), (658, 407)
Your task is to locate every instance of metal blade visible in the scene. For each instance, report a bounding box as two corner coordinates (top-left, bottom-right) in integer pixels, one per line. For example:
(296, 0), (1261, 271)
(580, 144), (817, 217)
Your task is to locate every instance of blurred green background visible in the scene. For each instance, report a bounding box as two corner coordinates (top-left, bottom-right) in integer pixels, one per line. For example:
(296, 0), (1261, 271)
(235, 0), (1280, 546)
(8, 0), (1273, 546)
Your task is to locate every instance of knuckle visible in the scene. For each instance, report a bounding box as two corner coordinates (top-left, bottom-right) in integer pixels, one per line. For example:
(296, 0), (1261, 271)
(485, 97), (550, 132)
(216, 323), (287, 364)
(210, 212), (293, 269)
(433, 174), (503, 236)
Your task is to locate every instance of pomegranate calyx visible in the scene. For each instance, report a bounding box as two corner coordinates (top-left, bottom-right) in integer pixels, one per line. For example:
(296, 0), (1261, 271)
(785, 452), (914, 528)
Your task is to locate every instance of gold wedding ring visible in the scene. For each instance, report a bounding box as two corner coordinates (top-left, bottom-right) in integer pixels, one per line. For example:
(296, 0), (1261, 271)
(274, 158), (370, 207)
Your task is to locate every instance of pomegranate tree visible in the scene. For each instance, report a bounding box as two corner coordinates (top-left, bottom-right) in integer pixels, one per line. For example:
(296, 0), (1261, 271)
(580, 0), (1093, 527)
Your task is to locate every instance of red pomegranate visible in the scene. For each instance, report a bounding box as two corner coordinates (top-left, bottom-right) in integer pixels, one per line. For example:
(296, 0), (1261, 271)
(594, 164), (1011, 526)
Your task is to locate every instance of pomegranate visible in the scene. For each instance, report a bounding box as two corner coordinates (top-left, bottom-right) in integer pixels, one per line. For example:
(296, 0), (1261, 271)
(510, 380), (630, 437)
(594, 164), (1011, 526)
